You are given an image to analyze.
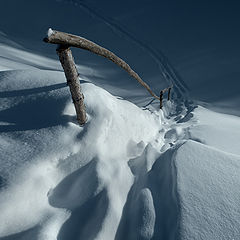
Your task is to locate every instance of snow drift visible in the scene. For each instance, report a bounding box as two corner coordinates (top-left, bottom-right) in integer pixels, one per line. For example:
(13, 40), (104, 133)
(1, 55), (240, 239)
(0, 65), (163, 239)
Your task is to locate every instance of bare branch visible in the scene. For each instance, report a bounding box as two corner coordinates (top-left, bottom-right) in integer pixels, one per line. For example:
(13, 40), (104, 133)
(57, 45), (87, 125)
(44, 29), (161, 100)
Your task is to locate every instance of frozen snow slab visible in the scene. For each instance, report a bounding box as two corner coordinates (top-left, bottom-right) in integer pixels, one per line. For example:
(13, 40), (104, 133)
(190, 106), (240, 155)
(175, 140), (240, 240)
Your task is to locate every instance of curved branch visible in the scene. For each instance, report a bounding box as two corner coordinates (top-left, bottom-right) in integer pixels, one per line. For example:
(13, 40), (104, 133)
(44, 29), (160, 100)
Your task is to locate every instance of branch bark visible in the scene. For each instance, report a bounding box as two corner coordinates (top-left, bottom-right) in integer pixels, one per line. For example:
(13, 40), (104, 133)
(57, 45), (87, 125)
(44, 29), (161, 100)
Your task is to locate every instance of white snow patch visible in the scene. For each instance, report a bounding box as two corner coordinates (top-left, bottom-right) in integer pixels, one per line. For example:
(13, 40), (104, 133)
(47, 28), (54, 37)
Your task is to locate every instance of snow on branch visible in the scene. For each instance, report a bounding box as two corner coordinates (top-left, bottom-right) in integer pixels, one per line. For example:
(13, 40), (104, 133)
(47, 28), (54, 37)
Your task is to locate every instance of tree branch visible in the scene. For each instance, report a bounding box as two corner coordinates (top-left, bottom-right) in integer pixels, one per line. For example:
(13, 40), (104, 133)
(44, 28), (161, 100)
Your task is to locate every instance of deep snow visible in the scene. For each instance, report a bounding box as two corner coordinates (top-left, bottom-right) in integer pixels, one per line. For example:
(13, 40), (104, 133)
(1, 1), (240, 239)
(1, 48), (240, 239)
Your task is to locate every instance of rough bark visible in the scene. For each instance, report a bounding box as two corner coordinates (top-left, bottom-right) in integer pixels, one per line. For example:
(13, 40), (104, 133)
(57, 45), (87, 125)
(44, 29), (161, 100)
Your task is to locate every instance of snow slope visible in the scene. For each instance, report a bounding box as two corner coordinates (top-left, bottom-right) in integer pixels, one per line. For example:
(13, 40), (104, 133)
(1, 1), (240, 239)
(0, 66), (161, 239)
(176, 140), (240, 240)
(1, 41), (240, 239)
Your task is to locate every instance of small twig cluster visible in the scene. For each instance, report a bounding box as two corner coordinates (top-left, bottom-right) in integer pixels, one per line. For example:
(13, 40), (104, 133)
(160, 86), (172, 109)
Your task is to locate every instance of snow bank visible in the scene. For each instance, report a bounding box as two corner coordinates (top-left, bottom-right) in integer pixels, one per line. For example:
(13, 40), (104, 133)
(175, 140), (240, 239)
(1, 64), (240, 240)
(1, 25), (240, 240)
(48, 83), (161, 240)
(0, 67), (161, 239)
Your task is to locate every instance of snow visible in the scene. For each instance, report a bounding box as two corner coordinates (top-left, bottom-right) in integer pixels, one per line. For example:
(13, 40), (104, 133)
(47, 28), (54, 38)
(1, 1), (240, 239)
(0, 65), (162, 239)
(189, 106), (240, 155)
(1, 58), (240, 239)
(175, 140), (240, 239)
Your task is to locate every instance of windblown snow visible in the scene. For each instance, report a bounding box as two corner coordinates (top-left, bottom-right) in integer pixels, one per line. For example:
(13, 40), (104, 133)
(1, 12), (240, 240)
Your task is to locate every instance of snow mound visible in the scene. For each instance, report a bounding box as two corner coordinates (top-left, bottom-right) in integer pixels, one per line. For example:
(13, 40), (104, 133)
(0, 68), (161, 239)
(1, 29), (240, 240)
(175, 140), (240, 239)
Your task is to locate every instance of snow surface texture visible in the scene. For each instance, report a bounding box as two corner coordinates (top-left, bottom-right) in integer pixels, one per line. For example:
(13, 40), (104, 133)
(1, 39), (240, 240)
(1, 1), (240, 239)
